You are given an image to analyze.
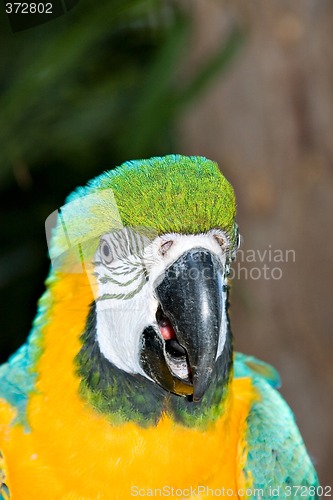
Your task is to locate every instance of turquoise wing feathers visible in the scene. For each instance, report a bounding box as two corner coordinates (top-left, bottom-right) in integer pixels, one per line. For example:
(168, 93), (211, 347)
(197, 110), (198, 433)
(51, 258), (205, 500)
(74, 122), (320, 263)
(234, 353), (281, 389)
(0, 303), (42, 427)
(0, 343), (35, 499)
(0, 342), (37, 427)
(235, 353), (319, 499)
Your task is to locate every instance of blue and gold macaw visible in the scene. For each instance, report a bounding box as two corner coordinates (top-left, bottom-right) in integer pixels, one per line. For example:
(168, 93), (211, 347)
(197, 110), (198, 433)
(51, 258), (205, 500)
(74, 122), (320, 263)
(0, 155), (318, 499)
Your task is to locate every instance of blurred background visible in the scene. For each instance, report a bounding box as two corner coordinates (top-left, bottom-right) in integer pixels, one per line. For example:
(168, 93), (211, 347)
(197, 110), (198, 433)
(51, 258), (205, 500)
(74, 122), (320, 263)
(0, 0), (332, 486)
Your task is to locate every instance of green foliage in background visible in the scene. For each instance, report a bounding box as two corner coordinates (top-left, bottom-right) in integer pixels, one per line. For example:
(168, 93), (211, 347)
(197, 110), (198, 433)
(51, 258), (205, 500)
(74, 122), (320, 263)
(0, 0), (243, 361)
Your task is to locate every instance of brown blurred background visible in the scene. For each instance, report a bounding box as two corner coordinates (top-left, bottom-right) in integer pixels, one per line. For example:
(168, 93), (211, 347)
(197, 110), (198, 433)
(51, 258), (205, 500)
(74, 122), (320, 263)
(179, 0), (333, 486)
(0, 0), (332, 487)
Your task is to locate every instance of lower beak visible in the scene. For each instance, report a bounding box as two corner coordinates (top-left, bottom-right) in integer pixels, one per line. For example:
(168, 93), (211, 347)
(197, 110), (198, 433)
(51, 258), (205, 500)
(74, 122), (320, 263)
(155, 247), (224, 401)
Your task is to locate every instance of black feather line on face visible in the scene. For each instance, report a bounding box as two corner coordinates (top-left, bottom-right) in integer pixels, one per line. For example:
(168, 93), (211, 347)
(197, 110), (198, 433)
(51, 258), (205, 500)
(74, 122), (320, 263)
(76, 301), (233, 428)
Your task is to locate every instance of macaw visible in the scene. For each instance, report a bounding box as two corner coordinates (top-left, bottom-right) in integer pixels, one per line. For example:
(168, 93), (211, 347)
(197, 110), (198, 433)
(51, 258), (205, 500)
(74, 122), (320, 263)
(0, 155), (319, 499)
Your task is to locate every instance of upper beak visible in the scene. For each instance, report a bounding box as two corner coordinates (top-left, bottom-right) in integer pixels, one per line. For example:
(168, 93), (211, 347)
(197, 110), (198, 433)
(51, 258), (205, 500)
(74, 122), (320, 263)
(155, 247), (224, 401)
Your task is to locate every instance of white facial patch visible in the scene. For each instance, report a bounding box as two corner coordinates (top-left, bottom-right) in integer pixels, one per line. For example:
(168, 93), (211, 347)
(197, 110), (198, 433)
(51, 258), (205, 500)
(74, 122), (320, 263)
(93, 228), (232, 375)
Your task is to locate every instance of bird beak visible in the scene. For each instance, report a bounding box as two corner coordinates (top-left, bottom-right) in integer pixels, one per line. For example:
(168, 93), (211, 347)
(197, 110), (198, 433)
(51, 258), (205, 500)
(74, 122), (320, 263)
(155, 248), (224, 402)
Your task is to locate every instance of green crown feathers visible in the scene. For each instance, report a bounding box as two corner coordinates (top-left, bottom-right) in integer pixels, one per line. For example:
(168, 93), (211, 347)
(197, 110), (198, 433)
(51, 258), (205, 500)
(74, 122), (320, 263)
(48, 155), (237, 267)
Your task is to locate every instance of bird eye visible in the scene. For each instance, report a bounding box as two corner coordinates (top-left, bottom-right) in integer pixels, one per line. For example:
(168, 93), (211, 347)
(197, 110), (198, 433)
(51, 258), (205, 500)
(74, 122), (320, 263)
(160, 240), (173, 256)
(100, 239), (113, 265)
(214, 234), (227, 250)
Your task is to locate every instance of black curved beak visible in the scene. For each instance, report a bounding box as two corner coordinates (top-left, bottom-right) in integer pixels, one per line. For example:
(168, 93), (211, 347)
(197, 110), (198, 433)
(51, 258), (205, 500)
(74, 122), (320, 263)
(155, 247), (224, 401)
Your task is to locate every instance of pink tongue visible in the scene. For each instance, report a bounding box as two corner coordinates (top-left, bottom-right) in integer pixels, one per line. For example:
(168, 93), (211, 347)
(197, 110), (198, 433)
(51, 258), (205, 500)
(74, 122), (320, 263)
(160, 321), (177, 340)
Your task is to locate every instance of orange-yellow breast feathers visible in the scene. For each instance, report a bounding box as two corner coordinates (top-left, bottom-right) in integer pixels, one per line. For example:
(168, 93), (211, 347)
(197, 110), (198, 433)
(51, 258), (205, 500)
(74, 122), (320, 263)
(0, 270), (257, 499)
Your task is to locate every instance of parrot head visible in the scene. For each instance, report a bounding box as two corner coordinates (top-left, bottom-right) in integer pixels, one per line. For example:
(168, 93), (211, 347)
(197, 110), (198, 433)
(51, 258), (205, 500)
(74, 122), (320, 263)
(48, 155), (239, 424)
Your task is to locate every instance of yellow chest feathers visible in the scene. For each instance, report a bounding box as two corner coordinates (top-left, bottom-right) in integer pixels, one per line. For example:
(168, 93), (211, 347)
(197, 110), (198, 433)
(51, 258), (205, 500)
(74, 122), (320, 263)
(2, 378), (253, 499)
(0, 273), (255, 499)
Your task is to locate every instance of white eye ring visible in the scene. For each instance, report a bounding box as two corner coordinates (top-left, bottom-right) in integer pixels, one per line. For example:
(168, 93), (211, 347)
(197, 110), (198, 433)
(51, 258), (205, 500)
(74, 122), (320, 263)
(100, 239), (113, 265)
(160, 240), (173, 256)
